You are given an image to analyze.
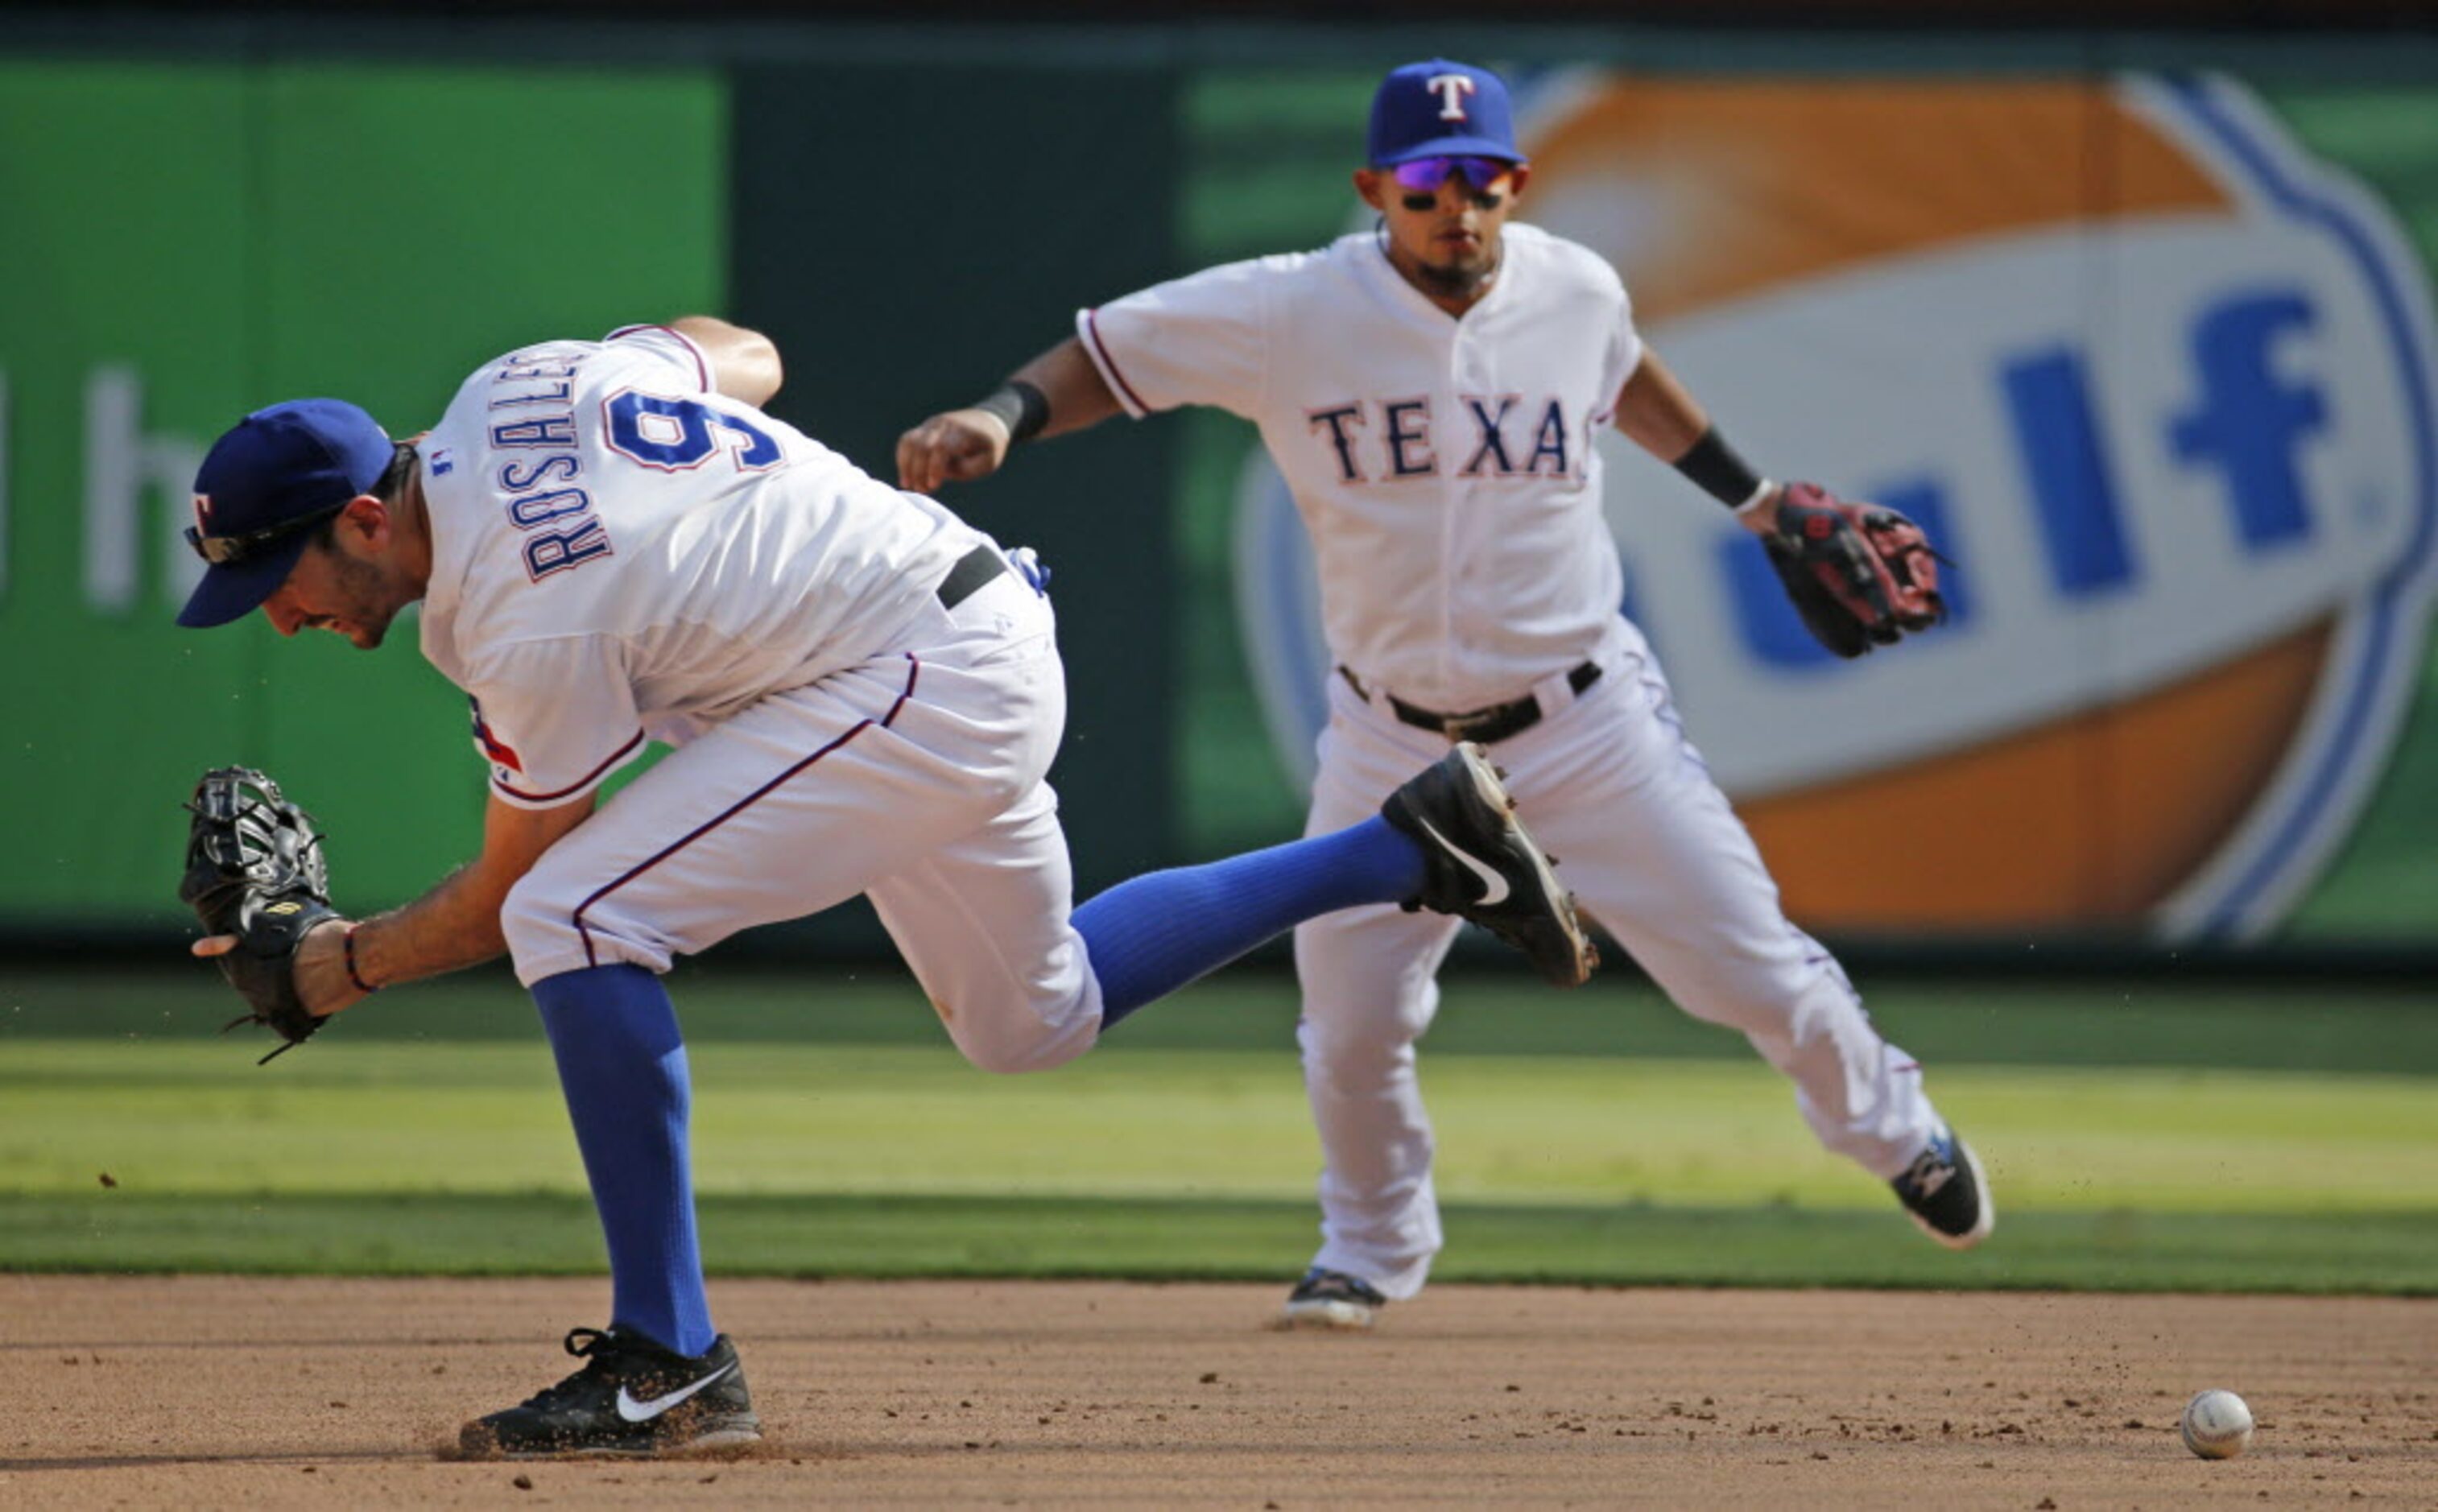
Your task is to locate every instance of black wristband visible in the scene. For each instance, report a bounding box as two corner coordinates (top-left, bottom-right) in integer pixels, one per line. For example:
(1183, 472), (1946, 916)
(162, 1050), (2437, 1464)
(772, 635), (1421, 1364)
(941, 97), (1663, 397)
(972, 380), (1051, 445)
(1674, 424), (1767, 510)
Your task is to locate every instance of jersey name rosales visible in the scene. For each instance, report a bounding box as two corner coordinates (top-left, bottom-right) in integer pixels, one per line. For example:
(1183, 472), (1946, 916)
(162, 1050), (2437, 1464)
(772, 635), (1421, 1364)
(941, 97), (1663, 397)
(484, 350), (614, 583)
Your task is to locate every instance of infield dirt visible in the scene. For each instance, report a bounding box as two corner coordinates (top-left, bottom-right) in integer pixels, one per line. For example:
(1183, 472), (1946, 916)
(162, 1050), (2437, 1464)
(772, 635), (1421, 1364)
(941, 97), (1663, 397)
(2, 1276), (2432, 1506)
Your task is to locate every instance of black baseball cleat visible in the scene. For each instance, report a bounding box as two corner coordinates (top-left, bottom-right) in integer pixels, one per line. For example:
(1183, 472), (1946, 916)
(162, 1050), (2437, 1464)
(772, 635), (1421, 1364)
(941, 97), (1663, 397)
(1890, 1123), (1996, 1250)
(457, 1327), (762, 1459)
(1279, 1266), (1388, 1331)
(1381, 742), (1597, 987)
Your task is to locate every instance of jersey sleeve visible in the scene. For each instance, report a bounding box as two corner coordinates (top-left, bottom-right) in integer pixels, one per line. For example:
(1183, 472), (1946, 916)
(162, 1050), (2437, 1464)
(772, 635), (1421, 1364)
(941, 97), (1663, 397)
(463, 635), (648, 810)
(604, 324), (717, 395)
(1076, 257), (1276, 419)
(1599, 269), (1647, 419)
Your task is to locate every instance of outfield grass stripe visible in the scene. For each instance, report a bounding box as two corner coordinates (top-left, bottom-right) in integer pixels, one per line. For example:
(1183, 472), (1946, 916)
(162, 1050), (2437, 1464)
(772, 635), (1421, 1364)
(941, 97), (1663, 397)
(5, 1193), (2432, 1294)
(6, 1041), (2432, 1217)
(10, 967), (2438, 1073)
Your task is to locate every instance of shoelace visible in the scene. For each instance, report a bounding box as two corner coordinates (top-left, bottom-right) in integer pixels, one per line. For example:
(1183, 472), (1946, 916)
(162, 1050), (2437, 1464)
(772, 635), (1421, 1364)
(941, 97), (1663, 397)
(514, 1328), (626, 1411)
(564, 1327), (613, 1355)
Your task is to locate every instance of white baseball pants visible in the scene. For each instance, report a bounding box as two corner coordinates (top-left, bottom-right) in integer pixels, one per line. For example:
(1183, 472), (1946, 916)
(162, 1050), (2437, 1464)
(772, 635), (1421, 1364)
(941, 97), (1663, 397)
(501, 564), (1105, 1075)
(1295, 621), (1942, 1299)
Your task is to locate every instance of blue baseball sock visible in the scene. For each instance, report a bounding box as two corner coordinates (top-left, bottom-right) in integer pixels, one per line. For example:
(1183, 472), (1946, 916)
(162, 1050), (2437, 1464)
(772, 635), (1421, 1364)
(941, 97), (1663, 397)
(531, 964), (716, 1359)
(1074, 815), (1424, 1025)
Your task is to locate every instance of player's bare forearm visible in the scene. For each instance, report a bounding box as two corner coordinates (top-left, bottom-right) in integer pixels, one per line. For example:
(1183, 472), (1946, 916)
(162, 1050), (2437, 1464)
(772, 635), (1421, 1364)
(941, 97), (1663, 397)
(308, 865), (509, 1010)
(1009, 337), (1122, 440)
(1615, 349), (1783, 533)
(1614, 349), (1709, 465)
(895, 337), (1122, 494)
(327, 792), (597, 1006)
(669, 316), (784, 407)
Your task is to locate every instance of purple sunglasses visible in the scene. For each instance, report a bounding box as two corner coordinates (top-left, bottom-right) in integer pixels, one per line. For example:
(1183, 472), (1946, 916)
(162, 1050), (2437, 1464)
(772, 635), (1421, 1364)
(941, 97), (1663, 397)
(1389, 155), (1519, 192)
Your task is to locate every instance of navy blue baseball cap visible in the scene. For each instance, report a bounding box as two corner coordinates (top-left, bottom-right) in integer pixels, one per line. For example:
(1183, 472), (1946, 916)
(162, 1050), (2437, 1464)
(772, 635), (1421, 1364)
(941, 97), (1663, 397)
(177, 399), (393, 629)
(1368, 59), (1524, 167)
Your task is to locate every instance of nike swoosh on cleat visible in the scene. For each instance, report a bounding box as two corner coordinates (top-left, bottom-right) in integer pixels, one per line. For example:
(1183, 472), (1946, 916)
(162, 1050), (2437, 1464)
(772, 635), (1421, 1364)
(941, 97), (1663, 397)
(1411, 815), (1510, 906)
(615, 1362), (736, 1423)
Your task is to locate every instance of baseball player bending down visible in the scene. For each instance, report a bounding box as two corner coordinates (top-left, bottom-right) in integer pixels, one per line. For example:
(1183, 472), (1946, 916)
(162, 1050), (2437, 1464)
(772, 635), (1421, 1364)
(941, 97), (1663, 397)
(174, 317), (1596, 1455)
(899, 58), (1986, 1333)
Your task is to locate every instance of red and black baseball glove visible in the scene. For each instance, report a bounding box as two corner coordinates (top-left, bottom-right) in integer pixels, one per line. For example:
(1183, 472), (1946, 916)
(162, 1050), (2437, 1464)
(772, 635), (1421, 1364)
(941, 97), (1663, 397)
(1764, 482), (1946, 658)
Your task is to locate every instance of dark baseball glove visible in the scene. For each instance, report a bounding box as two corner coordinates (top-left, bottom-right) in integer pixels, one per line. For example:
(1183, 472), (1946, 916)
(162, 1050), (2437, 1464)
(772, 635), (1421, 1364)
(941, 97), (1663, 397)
(180, 766), (341, 1063)
(1763, 481), (1946, 659)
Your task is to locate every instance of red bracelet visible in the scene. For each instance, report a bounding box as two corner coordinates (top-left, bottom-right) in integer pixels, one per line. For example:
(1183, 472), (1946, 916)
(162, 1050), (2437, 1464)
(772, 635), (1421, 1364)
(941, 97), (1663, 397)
(343, 923), (380, 995)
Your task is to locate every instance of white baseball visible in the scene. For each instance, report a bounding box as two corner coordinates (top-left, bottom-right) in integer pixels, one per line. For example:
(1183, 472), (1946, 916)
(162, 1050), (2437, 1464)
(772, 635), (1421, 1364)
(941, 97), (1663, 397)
(2180, 1389), (2254, 1460)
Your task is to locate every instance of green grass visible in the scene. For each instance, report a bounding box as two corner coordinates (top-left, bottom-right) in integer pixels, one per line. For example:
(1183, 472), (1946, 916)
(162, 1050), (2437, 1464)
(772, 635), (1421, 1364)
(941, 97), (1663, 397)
(4, 998), (2434, 1291)
(9, 1041), (2435, 1215)
(9, 964), (2438, 1072)
(10, 1192), (2433, 1293)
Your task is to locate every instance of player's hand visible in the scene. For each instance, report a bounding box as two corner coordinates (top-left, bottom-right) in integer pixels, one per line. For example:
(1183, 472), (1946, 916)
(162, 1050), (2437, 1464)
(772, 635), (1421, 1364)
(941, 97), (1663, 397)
(289, 918), (369, 1018)
(1762, 482), (1944, 658)
(192, 919), (362, 1018)
(1735, 483), (1786, 536)
(897, 409), (1012, 494)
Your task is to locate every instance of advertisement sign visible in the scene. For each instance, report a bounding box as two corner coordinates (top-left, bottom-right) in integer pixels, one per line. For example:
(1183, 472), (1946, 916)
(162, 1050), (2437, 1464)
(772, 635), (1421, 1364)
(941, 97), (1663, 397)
(1233, 73), (2437, 939)
(0, 61), (723, 921)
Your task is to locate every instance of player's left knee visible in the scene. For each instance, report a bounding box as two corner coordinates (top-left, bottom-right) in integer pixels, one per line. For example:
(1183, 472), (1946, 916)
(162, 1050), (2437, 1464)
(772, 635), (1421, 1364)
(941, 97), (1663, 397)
(956, 1039), (1065, 1075)
(502, 866), (673, 985)
(1296, 994), (1432, 1068)
(937, 982), (1100, 1076)
(500, 870), (584, 980)
(951, 1023), (1089, 1075)
(1303, 1014), (1418, 1067)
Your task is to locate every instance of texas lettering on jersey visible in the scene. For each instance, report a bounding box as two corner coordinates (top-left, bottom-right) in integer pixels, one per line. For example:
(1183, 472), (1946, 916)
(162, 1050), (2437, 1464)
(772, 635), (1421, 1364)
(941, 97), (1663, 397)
(1079, 222), (1643, 710)
(1304, 395), (1582, 483)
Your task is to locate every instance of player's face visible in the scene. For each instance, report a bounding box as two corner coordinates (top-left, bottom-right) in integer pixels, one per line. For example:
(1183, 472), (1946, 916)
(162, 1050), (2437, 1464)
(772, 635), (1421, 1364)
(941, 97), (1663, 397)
(261, 511), (415, 650)
(1357, 160), (1530, 299)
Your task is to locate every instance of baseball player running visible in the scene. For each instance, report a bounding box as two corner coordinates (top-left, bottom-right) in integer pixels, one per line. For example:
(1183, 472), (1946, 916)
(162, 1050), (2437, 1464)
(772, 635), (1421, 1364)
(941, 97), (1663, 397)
(174, 316), (1593, 1455)
(899, 58), (1989, 1332)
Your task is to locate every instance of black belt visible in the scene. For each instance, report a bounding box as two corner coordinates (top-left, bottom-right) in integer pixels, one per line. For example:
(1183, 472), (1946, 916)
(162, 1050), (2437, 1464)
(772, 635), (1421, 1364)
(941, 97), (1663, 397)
(1338, 661), (1602, 745)
(935, 543), (1008, 609)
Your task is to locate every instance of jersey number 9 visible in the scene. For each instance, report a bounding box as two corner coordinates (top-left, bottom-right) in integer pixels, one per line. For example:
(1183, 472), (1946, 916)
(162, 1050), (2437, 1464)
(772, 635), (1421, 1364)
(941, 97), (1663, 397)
(605, 390), (783, 473)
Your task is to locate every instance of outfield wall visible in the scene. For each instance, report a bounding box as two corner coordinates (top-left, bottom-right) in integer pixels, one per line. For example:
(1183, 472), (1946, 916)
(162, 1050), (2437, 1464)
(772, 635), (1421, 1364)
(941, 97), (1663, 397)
(1, 21), (2430, 956)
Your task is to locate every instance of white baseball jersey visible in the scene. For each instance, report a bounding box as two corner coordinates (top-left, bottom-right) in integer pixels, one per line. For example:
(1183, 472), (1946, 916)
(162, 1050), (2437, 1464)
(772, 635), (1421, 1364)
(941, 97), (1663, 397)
(429, 328), (1097, 1069)
(416, 326), (985, 808)
(1078, 224), (1946, 1304)
(1078, 221), (1644, 711)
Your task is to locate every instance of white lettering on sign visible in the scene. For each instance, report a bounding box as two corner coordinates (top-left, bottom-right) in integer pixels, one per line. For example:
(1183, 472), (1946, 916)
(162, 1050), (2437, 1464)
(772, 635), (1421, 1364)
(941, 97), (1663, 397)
(81, 366), (205, 614)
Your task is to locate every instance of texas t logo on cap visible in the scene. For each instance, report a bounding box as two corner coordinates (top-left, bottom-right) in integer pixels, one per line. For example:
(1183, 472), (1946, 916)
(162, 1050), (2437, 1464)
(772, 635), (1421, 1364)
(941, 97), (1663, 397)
(1427, 72), (1476, 122)
(1368, 59), (1523, 167)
